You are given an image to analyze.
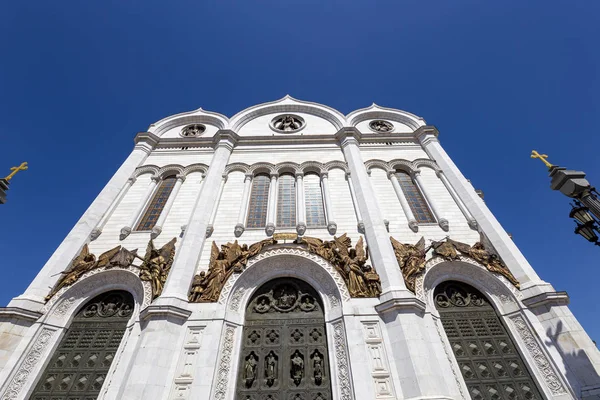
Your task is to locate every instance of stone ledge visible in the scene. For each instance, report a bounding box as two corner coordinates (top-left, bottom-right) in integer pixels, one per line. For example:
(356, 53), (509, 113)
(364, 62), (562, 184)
(375, 297), (426, 315)
(522, 291), (570, 309)
(140, 304), (192, 322)
(0, 307), (43, 322)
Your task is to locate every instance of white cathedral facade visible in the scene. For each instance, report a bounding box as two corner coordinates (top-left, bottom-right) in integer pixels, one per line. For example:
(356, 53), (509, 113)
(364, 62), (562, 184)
(1, 96), (599, 400)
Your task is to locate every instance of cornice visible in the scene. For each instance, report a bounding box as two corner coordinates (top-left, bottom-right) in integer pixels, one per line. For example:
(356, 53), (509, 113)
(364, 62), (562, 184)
(0, 307), (43, 322)
(134, 131), (160, 147)
(521, 291), (570, 309)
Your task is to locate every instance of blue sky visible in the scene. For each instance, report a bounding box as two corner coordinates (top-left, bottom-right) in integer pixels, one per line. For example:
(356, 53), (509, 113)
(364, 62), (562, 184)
(1, 1), (599, 340)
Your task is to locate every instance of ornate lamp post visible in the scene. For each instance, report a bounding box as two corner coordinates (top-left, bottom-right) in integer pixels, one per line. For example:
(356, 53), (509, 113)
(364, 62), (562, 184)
(1, 161), (28, 204)
(531, 150), (600, 245)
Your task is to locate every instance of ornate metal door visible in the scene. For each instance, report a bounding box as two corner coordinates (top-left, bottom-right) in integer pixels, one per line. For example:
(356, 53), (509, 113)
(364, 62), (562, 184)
(435, 281), (543, 400)
(236, 278), (333, 400)
(30, 290), (134, 400)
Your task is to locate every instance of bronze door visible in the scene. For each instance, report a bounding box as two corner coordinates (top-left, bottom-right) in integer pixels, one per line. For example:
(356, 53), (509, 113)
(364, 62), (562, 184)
(236, 278), (333, 400)
(31, 291), (133, 400)
(435, 281), (543, 400)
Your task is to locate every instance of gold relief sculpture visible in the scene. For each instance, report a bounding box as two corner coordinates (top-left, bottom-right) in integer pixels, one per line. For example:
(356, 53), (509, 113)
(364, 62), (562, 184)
(45, 244), (140, 301)
(189, 238), (278, 303)
(431, 238), (462, 261)
(138, 238), (177, 299)
(390, 236), (430, 293)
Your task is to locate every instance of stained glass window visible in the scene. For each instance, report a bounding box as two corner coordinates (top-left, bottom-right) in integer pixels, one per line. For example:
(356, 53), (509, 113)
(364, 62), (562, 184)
(304, 174), (326, 227)
(277, 174), (296, 228)
(395, 171), (435, 223)
(247, 174), (270, 228)
(136, 176), (176, 231)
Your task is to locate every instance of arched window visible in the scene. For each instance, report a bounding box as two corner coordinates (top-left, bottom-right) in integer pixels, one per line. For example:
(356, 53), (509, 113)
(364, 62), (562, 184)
(395, 171), (435, 223)
(435, 281), (542, 400)
(136, 175), (176, 231)
(277, 174), (296, 228)
(247, 174), (270, 228)
(31, 291), (134, 399)
(304, 173), (326, 227)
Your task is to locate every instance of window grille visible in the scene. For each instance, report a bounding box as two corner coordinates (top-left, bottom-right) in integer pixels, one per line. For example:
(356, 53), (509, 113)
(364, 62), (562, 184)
(247, 174), (270, 228)
(136, 176), (176, 231)
(395, 171), (435, 223)
(304, 173), (326, 227)
(277, 174), (296, 228)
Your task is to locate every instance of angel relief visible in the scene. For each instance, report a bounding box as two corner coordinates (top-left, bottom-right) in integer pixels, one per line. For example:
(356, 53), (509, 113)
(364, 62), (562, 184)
(390, 236), (430, 293)
(189, 238), (277, 303)
(138, 238), (177, 299)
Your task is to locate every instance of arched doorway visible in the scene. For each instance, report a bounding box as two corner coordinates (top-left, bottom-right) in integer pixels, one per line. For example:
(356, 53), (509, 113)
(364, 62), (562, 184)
(435, 281), (542, 400)
(31, 290), (134, 400)
(236, 277), (333, 400)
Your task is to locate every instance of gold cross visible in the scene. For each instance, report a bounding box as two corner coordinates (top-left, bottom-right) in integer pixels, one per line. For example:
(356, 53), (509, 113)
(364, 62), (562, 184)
(530, 150), (553, 169)
(4, 162), (28, 181)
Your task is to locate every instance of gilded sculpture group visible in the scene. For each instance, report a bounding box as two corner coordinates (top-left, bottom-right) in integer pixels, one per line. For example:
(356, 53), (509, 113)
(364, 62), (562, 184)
(47, 230), (518, 306)
(45, 238), (177, 302)
(390, 235), (520, 293)
(189, 233), (382, 302)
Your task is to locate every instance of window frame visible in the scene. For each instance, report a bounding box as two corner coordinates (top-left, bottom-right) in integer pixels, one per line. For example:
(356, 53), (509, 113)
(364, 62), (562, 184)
(395, 170), (437, 224)
(135, 175), (177, 232)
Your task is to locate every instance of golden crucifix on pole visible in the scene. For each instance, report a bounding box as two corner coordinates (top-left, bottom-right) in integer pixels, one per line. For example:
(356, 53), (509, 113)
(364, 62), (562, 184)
(530, 150), (554, 169)
(4, 162), (28, 181)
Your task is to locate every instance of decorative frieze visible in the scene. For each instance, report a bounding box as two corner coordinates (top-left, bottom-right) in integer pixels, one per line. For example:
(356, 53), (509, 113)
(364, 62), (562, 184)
(213, 325), (236, 400)
(332, 320), (354, 400)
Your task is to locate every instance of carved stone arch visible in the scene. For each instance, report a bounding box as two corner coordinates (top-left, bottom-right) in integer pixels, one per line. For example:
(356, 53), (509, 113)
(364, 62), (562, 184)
(323, 160), (349, 174)
(183, 163), (208, 176)
(346, 105), (426, 131)
(157, 164), (185, 179)
(41, 268), (151, 327)
(364, 159), (391, 175)
(388, 159), (416, 174)
(148, 111), (229, 137)
(412, 159), (441, 173)
(250, 162), (277, 176)
(133, 165), (159, 179)
(224, 162), (251, 175)
(422, 260), (570, 399)
(275, 162), (301, 176)
(300, 161), (325, 175)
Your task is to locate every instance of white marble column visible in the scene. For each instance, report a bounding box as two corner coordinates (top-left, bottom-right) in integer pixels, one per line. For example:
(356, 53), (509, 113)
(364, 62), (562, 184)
(234, 173), (253, 237)
(414, 126), (544, 288)
(412, 170), (449, 231)
(320, 172), (337, 235)
(151, 174), (186, 239)
(265, 173), (279, 236)
(120, 176), (160, 240)
(346, 172), (365, 233)
(388, 171), (419, 232)
(158, 131), (238, 303)
(295, 173), (307, 235)
(437, 170), (478, 229)
(90, 176), (136, 240)
(9, 132), (158, 310)
(206, 174), (227, 238)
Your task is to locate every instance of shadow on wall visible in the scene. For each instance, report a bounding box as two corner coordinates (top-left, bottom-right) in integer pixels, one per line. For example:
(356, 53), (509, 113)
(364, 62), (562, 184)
(545, 321), (600, 398)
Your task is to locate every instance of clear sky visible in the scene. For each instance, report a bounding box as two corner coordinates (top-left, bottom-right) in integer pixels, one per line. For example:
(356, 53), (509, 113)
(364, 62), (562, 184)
(1, 1), (599, 341)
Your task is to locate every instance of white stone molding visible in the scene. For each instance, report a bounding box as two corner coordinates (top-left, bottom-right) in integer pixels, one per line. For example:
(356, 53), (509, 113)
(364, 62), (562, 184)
(364, 159), (392, 175)
(248, 162), (277, 176)
(0, 327), (57, 400)
(148, 109), (228, 137)
(206, 174), (227, 238)
(157, 164), (185, 178)
(436, 170), (478, 230)
(345, 173), (365, 233)
(265, 173), (279, 236)
(152, 174), (186, 239)
(508, 315), (568, 396)
(223, 162), (251, 175)
(387, 171), (419, 232)
(133, 164), (160, 178)
(412, 170), (449, 231)
(360, 321), (397, 399)
(120, 175), (160, 239)
(219, 247), (349, 312)
(295, 173), (307, 235)
(183, 163), (209, 176)
(169, 326), (205, 399)
(234, 173), (253, 237)
(300, 161), (327, 175)
(324, 160), (350, 174)
(332, 320), (355, 400)
(347, 103), (426, 131)
(432, 316), (468, 400)
(91, 176), (137, 240)
(321, 172), (337, 235)
(211, 324), (236, 400)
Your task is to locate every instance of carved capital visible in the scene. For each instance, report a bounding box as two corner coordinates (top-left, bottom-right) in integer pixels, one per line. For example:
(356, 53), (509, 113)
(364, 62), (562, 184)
(320, 171), (329, 179)
(127, 176), (137, 185)
(383, 219), (390, 232)
(151, 225), (162, 239)
(408, 220), (419, 232)
(234, 223), (245, 238)
(327, 222), (337, 235)
(120, 226), (132, 240)
(206, 224), (214, 238)
(265, 223), (276, 237)
(467, 218), (478, 230)
(151, 175), (161, 183)
(176, 174), (186, 183)
(296, 222), (307, 236)
(90, 228), (102, 241)
(357, 221), (365, 234)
